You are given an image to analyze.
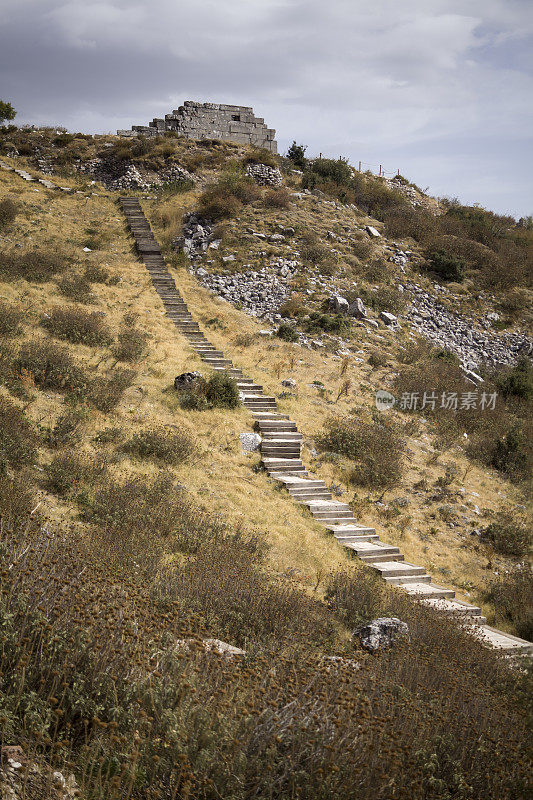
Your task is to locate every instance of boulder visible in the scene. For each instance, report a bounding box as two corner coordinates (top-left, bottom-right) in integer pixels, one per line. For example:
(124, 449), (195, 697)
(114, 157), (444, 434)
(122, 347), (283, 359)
(174, 371), (201, 390)
(353, 618), (410, 652)
(366, 225), (381, 238)
(379, 311), (398, 327)
(239, 432), (261, 452)
(329, 295), (349, 314)
(281, 378), (296, 387)
(348, 297), (367, 319)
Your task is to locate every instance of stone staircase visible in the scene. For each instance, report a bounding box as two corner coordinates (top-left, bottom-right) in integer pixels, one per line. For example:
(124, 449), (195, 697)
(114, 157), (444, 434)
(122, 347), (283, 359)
(0, 159), (72, 191)
(119, 196), (533, 658)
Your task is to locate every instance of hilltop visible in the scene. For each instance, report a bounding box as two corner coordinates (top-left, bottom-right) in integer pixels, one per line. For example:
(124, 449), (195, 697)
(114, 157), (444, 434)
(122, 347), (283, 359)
(0, 124), (531, 800)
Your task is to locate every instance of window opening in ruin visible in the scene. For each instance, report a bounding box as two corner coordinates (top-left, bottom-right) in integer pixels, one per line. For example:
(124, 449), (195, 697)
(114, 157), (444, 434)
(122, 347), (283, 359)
(232, 114), (241, 121)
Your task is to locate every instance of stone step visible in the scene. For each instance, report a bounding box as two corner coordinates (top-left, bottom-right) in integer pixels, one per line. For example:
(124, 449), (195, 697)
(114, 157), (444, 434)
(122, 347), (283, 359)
(267, 467), (308, 476)
(262, 432), (303, 441)
(277, 476), (326, 488)
(472, 626), (533, 655)
(326, 523), (375, 535)
(256, 422), (296, 431)
(372, 561), (426, 580)
(237, 383), (263, 392)
(385, 574), (432, 586)
(419, 598), (484, 620)
(401, 583), (455, 600)
(252, 413), (290, 421)
(294, 492), (333, 501)
(262, 458), (304, 468)
(334, 532), (380, 543)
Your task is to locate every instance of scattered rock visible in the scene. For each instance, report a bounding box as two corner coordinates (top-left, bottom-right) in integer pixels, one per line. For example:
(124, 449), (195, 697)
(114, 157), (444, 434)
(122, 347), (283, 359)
(379, 311), (398, 327)
(353, 618), (410, 652)
(329, 295), (349, 314)
(175, 638), (246, 657)
(348, 297), (367, 319)
(281, 378), (296, 387)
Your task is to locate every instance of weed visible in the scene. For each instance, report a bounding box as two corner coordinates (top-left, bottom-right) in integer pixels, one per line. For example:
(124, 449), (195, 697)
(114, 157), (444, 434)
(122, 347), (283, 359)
(45, 451), (107, 494)
(485, 566), (533, 640)
(123, 426), (196, 465)
(481, 512), (531, 558)
(0, 395), (39, 470)
(317, 416), (405, 488)
(15, 339), (89, 396)
(205, 373), (240, 409)
(0, 197), (19, 229)
(424, 249), (466, 282)
(0, 301), (24, 336)
(264, 187), (291, 208)
(57, 273), (95, 304)
(41, 306), (112, 346)
(84, 264), (110, 283)
(0, 249), (70, 282)
(276, 323), (299, 342)
(112, 327), (149, 362)
(88, 368), (135, 412)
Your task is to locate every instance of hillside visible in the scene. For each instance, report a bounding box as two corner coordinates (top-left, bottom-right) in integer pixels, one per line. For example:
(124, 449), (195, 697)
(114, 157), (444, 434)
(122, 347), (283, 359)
(0, 126), (531, 799)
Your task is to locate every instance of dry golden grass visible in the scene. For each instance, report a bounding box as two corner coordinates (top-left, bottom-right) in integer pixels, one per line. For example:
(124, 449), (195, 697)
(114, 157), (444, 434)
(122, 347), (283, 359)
(0, 155), (528, 630)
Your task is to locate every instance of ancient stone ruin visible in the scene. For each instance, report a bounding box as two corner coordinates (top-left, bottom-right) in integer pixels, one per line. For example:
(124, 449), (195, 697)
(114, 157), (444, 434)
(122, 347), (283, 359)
(117, 100), (277, 152)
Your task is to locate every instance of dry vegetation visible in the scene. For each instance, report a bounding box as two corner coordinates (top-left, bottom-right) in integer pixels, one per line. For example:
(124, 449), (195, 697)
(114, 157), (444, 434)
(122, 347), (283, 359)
(0, 130), (531, 798)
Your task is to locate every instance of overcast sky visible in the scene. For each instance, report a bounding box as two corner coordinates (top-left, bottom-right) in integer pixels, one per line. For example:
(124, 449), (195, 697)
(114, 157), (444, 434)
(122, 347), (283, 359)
(1, 0), (532, 217)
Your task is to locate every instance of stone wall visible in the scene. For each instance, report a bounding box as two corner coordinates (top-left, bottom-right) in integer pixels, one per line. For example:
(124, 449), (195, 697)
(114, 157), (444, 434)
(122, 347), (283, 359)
(118, 101), (277, 153)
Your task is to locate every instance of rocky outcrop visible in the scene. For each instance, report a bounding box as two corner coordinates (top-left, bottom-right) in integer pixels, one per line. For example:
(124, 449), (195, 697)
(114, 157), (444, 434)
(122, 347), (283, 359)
(173, 213), (215, 259)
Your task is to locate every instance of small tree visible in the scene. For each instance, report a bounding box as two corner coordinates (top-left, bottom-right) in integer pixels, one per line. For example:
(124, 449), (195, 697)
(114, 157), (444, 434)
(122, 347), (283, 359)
(286, 141), (307, 169)
(0, 101), (16, 126)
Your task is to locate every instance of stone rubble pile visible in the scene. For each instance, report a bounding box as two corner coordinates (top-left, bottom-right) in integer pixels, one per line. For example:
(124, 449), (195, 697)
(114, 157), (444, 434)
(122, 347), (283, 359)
(194, 258), (298, 320)
(405, 281), (533, 368)
(78, 157), (193, 191)
(173, 213), (215, 259)
(245, 163), (283, 186)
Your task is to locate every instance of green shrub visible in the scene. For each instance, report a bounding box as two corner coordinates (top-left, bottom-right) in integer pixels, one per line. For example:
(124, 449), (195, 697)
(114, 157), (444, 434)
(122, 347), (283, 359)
(491, 423), (532, 483)
(57, 274), (95, 304)
(45, 451), (107, 494)
(205, 373), (240, 408)
(0, 396), (38, 470)
(0, 197), (19, 229)
(123, 426), (196, 465)
(88, 368), (135, 412)
(178, 389), (210, 410)
(304, 312), (350, 334)
(243, 147), (278, 168)
(304, 157), (352, 187)
(424, 249), (466, 282)
(41, 306), (112, 346)
(481, 512), (531, 558)
(300, 234), (331, 266)
(198, 173), (261, 220)
(0, 249), (70, 282)
(112, 327), (149, 362)
(263, 187), (291, 208)
(84, 264), (110, 283)
(317, 416), (405, 488)
(496, 357), (533, 401)
(0, 301), (24, 336)
(276, 323), (299, 342)
(86, 472), (225, 552)
(368, 348), (388, 368)
(325, 566), (387, 626)
(286, 141), (307, 169)
(485, 567), (533, 641)
(46, 407), (88, 448)
(15, 339), (88, 396)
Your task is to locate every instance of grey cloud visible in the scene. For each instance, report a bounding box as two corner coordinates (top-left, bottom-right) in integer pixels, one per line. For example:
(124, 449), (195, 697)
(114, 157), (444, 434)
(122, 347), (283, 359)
(0, 0), (531, 215)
